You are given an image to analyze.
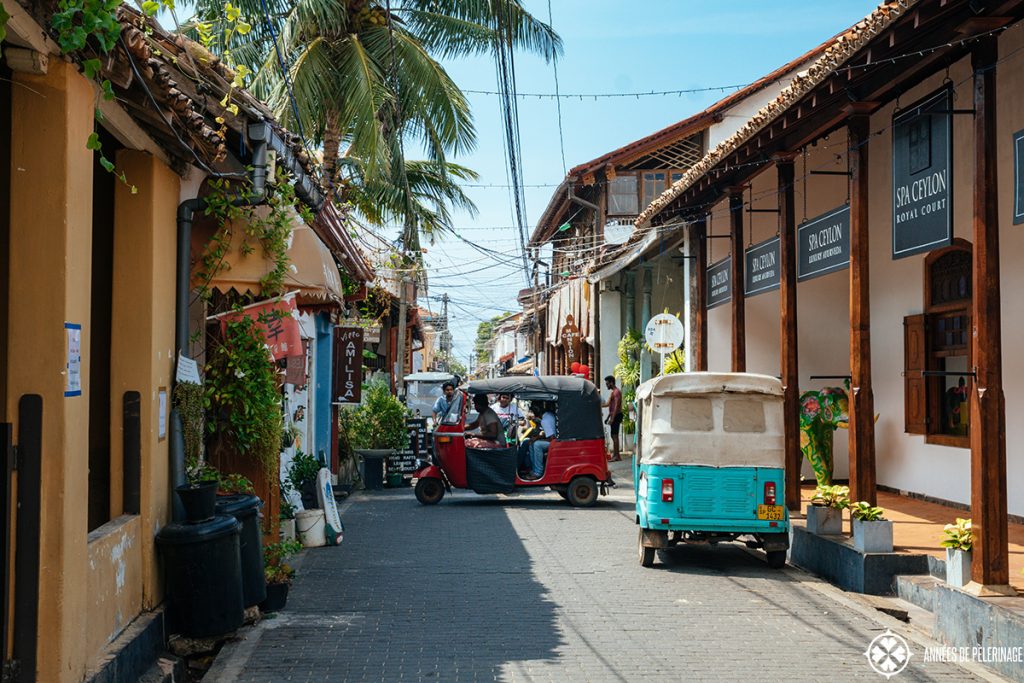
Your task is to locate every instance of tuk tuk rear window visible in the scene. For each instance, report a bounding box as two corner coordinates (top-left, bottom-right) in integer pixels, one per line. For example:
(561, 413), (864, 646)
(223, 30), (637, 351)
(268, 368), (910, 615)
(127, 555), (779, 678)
(722, 399), (766, 433)
(670, 398), (713, 432)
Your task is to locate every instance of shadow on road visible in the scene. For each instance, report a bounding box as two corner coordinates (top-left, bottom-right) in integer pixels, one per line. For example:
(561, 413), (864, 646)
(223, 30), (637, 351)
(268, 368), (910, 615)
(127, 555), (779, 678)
(240, 489), (565, 681)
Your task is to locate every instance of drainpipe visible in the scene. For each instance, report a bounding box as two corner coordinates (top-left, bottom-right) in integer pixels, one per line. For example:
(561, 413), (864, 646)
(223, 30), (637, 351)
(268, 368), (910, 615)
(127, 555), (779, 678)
(169, 121), (322, 520)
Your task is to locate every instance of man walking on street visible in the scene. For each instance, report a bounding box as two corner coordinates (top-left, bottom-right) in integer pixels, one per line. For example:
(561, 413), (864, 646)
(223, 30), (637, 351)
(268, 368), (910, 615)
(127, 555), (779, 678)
(603, 375), (623, 462)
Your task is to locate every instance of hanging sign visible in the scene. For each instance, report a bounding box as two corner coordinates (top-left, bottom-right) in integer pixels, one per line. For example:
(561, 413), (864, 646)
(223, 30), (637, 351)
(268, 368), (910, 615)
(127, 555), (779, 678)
(218, 296), (302, 360)
(892, 88), (953, 258)
(176, 353), (201, 385)
(706, 257), (731, 309)
(559, 314), (582, 365)
(744, 237), (781, 297)
(1014, 128), (1024, 225)
(644, 313), (684, 356)
(333, 327), (364, 404)
(797, 205), (850, 282)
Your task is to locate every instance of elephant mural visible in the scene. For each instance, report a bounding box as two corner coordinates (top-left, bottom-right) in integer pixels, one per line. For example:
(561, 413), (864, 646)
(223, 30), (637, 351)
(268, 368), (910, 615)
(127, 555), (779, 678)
(799, 385), (849, 487)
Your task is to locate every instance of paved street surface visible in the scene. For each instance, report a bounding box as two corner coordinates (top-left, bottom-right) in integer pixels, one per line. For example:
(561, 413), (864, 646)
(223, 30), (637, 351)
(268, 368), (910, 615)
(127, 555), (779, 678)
(209, 477), (995, 682)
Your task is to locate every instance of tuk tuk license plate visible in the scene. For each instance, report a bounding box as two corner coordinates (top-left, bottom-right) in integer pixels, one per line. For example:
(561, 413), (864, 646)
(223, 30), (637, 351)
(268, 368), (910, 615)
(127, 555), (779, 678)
(757, 505), (785, 521)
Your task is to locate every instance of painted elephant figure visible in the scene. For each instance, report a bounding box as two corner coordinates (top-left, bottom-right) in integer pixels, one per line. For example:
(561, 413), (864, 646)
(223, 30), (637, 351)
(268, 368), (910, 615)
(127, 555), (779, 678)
(799, 386), (849, 487)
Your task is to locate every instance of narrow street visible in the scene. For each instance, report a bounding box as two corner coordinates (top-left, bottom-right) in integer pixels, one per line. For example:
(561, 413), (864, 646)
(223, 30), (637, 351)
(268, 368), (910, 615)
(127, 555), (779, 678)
(208, 473), (992, 683)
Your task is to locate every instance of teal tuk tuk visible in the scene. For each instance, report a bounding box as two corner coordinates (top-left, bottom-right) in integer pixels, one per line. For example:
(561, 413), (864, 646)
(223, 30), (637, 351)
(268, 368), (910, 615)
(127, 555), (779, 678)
(634, 372), (789, 568)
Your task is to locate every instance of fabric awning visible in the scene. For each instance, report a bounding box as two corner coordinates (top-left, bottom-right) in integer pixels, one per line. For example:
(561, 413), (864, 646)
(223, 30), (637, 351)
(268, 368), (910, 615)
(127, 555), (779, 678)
(200, 207), (344, 305)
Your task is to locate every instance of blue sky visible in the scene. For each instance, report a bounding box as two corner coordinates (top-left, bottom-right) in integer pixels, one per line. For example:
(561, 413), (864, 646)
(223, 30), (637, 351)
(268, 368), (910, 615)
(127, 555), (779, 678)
(423, 0), (882, 366)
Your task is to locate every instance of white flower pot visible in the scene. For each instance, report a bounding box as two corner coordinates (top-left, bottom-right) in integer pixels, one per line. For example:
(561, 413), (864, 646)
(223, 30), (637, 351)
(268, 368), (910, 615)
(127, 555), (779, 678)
(852, 518), (893, 553)
(945, 548), (972, 587)
(806, 505), (843, 535)
(280, 518), (296, 542)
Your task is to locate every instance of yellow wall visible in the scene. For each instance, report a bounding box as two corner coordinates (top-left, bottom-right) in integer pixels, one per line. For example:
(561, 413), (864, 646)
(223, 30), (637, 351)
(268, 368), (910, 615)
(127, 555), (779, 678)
(7, 62), (180, 681)
(8, 58), (95, 683)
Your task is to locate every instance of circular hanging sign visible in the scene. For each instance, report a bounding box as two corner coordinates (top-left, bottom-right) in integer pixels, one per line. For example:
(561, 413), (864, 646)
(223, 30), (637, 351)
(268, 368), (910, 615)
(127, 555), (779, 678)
(644, 313), (684, 355)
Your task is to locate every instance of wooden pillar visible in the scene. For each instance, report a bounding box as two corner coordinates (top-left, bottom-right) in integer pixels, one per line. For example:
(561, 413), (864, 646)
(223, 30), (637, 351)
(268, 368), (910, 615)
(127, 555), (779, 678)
(729, 189), (746, 372)
(776, 154), (801, 510)
(969, 39), (1009, 590)
(847, 108), (877, 506)
(693, 220), (708, 371)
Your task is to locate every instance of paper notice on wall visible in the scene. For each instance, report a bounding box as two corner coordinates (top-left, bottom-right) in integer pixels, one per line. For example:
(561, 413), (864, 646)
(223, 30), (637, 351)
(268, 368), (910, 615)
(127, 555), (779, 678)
(176, 353), (202, 385)
(64, 322), (82, 397)
(158, 388), (168, 440)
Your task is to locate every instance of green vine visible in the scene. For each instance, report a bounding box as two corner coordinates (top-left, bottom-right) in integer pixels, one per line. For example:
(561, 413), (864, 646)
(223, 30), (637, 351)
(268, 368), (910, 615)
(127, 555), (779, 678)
(0, 4), (11, 44)
(174, 382), (205, 465)
(204, 312), (284, 476)
(193, 168), (305, 301)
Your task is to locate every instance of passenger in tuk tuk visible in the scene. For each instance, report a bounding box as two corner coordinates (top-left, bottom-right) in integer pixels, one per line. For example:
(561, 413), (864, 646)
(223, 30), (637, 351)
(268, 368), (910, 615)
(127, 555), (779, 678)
(491, 393), (524, 443)
(465, 393), (507, 449)
(517, 401), (543, 473)
(522, 402), (556, 480)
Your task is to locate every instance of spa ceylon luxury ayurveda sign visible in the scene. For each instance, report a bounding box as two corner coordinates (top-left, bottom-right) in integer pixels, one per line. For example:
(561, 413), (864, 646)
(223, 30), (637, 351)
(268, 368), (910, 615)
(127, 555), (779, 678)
(892, 88), (953, 258)
(797, 204), (850, 282)
(744, 237), (781, 297)
(707, 257), (731, 309)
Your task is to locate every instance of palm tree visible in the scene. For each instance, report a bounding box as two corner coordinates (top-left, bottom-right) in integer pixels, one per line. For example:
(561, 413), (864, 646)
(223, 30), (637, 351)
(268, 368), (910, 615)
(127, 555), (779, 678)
(190, 0), (561, 246)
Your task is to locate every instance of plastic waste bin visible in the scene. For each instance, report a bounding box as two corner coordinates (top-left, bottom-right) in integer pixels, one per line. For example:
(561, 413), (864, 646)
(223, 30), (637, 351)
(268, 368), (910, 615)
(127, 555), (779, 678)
(215, 494), (266, 608)
(156, 515), (244, 638)
(362, 453), (386, 490)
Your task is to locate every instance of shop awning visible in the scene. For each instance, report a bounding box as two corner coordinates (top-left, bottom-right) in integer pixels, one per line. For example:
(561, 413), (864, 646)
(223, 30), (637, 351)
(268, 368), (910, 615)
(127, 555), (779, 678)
(201, 208), (344, 305)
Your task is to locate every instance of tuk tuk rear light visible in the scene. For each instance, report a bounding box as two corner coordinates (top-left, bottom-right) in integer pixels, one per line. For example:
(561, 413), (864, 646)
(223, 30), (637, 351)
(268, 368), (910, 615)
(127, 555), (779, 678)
(763, 481), (777, 506)
(661, 479), (674, 502)
(437, 436), (452, 444)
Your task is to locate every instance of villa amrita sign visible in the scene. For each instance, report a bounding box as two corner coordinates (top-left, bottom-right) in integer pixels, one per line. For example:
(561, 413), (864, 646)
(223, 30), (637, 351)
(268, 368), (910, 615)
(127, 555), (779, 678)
(744, 237), (780, 297)
(333, 326), (364, 404)
(892, 88), (953, 258)
(706, 257), (731, 309)
(797, 205), (850, 282)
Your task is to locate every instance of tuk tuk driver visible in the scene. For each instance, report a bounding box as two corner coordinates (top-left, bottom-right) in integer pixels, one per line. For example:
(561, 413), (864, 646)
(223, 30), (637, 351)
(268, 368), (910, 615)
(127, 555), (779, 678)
(465, 393), (507, 449)
(432, 381), (456, 424)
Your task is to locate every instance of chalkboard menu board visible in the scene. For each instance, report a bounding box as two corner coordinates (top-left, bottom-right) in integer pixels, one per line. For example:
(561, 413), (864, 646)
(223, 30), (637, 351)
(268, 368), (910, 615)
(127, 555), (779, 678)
(744, 237), (780, 297)
(892, 88), (953, 258)
(707, 257), (731, 309)
(388, 417), (429, 475)
(798, 205), (850, 282)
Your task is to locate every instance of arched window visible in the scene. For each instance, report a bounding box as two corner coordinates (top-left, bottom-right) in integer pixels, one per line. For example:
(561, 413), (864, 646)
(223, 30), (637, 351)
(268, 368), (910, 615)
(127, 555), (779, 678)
(903, 239), (971, 447)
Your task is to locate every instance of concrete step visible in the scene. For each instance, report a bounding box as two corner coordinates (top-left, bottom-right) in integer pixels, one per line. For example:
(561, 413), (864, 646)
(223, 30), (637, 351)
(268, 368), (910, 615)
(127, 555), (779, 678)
(138, 656), (184, 683)
(896, 573), (943, 613)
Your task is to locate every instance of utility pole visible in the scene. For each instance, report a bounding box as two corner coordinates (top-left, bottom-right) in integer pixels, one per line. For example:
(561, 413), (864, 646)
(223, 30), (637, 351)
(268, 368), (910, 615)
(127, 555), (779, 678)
(396, 276), (411, 395)
(440, 293), (452, 368)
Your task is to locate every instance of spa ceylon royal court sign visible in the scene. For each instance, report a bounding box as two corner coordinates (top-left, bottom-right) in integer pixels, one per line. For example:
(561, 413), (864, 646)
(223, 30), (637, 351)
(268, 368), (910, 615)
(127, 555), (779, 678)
(892, 88), (953, 258)
(797, 204), (850, 282)
(744, 237), (781, 297)
(707, 257), (731, 309)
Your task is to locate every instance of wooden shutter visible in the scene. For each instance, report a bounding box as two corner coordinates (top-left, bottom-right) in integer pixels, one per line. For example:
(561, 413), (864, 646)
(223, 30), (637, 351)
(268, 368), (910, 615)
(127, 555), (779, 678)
(903, 314), (927, 434)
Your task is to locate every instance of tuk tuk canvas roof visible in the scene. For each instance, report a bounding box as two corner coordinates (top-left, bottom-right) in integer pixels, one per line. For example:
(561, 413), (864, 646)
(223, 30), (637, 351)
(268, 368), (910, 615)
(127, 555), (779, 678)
(466, 376), (604, 442)
(635, 373), (784, 401)
(637, 373), (784, 469)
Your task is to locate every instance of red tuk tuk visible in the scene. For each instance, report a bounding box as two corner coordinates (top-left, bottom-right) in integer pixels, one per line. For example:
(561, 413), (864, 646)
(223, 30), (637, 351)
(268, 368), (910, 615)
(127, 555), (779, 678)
(412, 376), (614, 507)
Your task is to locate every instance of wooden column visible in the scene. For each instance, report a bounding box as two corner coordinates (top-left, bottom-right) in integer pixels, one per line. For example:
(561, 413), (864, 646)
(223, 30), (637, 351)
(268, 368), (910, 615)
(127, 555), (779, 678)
(776, 154), (801, 510)
(969, 39), (1009, 590)
(847, 108), (877, 506)
(693, 220), (708, 371)
(729, 189), (746, 372)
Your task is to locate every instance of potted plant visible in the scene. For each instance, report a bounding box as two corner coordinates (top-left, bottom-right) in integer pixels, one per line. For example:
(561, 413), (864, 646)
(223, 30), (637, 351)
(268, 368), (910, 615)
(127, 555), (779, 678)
(850, 501), (892, 553)
(281, 423), (301, 450)
(806, 484), (850, 535)
(941, 517), (973, 587)
(216, 472), (256, 496)
(260, 539), (301, 613)
(279, 500), (297, 541)
(347, 381), (410, 490)
(177, 456), (220, 523)
(287, 450), (321, 509)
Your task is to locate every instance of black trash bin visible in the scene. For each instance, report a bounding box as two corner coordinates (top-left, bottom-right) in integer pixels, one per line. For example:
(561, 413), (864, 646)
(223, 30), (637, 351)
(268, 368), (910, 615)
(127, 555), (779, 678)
(362, 453), (385, 490)
(215, 494), (266, 608)
(156, 515), (244, 638)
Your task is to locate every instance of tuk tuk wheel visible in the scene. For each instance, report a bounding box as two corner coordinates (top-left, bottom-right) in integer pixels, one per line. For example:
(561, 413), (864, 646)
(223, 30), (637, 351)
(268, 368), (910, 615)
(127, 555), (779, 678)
(415, 477), (445, 505)
(638, 529), (656, 567)
(566, 476), (598, 507)
(765, 550), (786, 569)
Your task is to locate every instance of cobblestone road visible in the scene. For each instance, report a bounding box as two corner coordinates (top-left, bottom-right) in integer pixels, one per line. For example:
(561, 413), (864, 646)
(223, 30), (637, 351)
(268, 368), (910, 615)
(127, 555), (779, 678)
(209, 481), (995, 683)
